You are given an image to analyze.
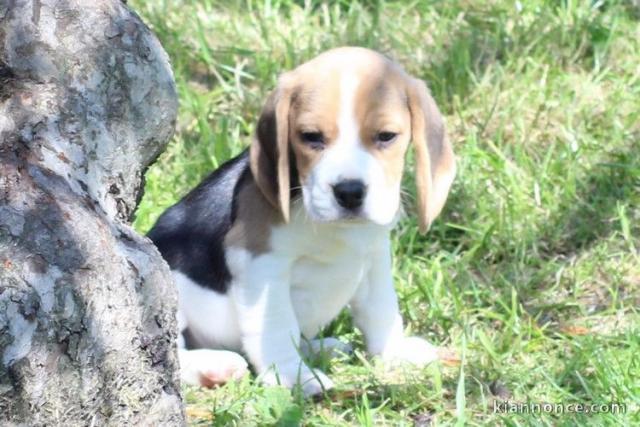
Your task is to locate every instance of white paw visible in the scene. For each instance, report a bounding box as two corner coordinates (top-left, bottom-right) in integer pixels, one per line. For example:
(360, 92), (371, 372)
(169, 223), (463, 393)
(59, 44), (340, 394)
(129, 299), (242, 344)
(381, 337), (439, 366)
(259, 362), (334, 397)
(179, 349), (249, 388)
(298, 369), (335, 397)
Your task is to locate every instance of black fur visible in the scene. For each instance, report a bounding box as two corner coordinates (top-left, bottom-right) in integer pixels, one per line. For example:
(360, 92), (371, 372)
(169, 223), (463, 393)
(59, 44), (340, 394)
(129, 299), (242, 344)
(147, 150), (251, 294)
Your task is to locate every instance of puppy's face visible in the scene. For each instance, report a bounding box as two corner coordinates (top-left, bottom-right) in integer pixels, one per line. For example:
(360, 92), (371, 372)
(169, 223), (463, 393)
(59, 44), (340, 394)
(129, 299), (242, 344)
(251, 47), (456, 233)
(289, 51), (411, 225)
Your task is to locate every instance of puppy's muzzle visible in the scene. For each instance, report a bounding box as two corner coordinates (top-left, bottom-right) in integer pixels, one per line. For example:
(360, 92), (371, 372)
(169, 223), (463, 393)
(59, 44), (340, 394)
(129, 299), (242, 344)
(332, 179), (367, 211)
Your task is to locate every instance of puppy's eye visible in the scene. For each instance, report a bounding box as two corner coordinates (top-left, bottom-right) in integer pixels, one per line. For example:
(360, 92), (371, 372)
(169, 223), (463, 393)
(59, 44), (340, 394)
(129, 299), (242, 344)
(376, 131), (398, 147)
(300, 131), (325, 149)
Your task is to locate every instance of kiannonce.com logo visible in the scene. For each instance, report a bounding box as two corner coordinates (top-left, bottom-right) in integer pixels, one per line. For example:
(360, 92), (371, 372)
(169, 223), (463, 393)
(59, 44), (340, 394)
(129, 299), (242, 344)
(493, 400), (627, 414)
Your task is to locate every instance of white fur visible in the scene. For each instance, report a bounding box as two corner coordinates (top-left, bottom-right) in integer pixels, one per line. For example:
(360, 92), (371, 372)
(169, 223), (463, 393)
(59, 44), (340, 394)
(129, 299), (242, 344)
(174, 271), (241, 350)
(174, 272), (249, 388)
(178, 348), (248, 387)
(302, 72), (401, 226)
(176, 202), (438, 395)
(176, 69), (438, 394)
(227, 213), (388, 395)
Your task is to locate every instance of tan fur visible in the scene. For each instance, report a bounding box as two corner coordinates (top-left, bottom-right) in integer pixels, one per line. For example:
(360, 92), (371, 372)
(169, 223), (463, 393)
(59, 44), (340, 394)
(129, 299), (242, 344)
(406, 78), (456, 233)
(250, 76), (295, 222)
(249, 47), (455, 234)
(352, 60), (412, 187)
(225, 180), (282, 255)
(287, 68), (341, 182)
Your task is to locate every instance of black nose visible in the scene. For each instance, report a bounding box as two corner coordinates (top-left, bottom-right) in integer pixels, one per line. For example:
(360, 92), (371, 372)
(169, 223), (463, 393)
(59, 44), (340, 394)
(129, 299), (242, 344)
(332, 179), (367, 210)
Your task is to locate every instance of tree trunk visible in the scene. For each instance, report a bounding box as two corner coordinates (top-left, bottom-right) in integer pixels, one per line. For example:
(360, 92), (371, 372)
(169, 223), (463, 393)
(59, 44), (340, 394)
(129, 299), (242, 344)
(0, 0), (183, 425)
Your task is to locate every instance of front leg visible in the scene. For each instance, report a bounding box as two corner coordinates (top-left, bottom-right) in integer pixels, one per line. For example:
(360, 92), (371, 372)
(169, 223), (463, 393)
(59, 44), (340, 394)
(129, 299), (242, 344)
(350, 237), (439, 366)
(229, 249), (333, 396)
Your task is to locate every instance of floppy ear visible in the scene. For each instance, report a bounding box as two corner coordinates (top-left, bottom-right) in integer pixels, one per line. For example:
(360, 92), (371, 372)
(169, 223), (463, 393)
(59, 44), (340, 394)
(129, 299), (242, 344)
(250, 74), (295, 222)
(407, 78), (456, 234)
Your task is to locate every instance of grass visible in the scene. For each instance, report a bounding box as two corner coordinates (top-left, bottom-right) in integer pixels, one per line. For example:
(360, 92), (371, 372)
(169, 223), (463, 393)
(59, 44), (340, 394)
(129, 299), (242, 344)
(129, 0), (639, 425)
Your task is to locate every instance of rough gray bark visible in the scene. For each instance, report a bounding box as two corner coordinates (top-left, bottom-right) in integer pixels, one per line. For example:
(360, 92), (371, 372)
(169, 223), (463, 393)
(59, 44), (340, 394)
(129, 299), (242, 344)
(0, 0), (183, 425)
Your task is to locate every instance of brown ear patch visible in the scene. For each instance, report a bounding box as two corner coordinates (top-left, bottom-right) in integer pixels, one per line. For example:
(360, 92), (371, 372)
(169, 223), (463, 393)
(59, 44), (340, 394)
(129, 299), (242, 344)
(250, 91), (280, 210)
(250, 75), (296, 223)
(407, 78), (456, 234)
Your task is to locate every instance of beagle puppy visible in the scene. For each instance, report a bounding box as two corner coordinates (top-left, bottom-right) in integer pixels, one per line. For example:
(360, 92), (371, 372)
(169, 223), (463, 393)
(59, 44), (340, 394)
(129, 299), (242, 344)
(148, 47), (456, 396)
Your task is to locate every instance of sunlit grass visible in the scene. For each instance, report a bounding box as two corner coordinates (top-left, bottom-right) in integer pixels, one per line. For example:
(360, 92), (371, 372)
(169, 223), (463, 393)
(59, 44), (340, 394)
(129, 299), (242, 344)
(130, 0), (640, 424)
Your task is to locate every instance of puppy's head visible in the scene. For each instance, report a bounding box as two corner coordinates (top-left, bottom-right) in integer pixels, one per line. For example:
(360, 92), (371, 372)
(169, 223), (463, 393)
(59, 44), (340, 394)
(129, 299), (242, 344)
(250, 47), (455, 233)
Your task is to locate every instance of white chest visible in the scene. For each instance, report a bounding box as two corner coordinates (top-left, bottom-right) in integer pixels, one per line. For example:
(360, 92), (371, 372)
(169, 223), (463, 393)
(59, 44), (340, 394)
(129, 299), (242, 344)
(289, 246), (370, 337)
(271, 221), (388, 338)
(222, 217), (391, 346)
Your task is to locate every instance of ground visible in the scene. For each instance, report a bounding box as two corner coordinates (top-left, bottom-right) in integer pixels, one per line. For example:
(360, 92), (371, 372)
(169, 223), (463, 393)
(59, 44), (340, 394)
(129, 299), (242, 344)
(129, 1), (639, 425)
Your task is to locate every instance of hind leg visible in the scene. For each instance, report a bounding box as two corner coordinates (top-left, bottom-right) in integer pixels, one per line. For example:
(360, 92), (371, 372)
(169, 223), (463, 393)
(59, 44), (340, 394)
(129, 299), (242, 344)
(174, 272), (248, 387)
(177, 310), (248, 388)
(178, 346), (249, 388)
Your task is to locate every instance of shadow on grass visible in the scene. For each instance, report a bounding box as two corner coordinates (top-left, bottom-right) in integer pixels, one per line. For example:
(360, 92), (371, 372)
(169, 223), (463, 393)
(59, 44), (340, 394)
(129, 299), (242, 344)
(539, 146), (639, 258)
